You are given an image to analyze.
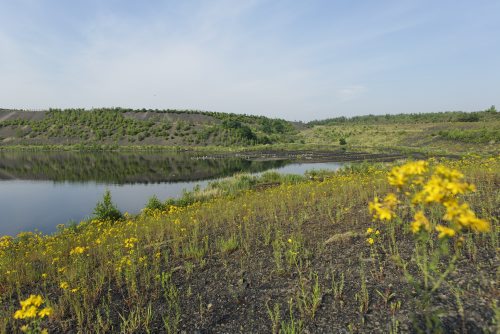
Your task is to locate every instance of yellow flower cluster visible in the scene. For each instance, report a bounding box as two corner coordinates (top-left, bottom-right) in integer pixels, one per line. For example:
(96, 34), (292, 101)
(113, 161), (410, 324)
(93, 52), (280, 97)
(368, 193), (399, 221)
(59, 281), (80, 293)
(167, 205), (182, 214)
(442, 200), (490, 233)
(13, 294), (52, 320)
(0, 236), (13, 249)
(69, 246), (87, 256)
(388, 160), (428, 187)
(435, 225), (456, 238)
(116, 255), (133, 273)
(0, 236), (13, 257)
(412, 165), (476, 204)
(142, 205), (184, 220)
(374, 160), (490, 238)
(365, 227), (380, 245)
(411, 211), (430, 233)
(124, 237), (139, 249)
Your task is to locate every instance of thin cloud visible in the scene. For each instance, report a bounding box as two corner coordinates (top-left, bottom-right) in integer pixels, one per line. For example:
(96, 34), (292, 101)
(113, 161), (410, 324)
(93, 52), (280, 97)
(336, 85), (367, 102)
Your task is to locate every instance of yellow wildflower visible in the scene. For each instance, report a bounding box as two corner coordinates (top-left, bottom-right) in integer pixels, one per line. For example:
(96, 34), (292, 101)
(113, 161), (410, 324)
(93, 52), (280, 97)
(388, 160), (428, 187)
(420, 176), (445, 203)
(383, 193), (399, 208)
(443, 200), (490, 232)
(366, 238), (374, 245)
(60, 282), (69, 290)
(70, 246), (86, 255)
(435, 225), (456, 238)
(443, 200), (464, 221)
(457, 211), (490, 232)
(469, 217), (490, 232)
(14, 304), (38, 319)
(38, 307), (53, 318)
(366, 227), (374, 234)
(411, 211), (431, 233)
(387, 171), (406, 187)
(20, 295), (43, 308)
(124, 237), (139, 248)
(24, 305), (38, 318)
(13, 310), (25, 319)
(0, 236), (13, 249)
(435, 165), (463, 180)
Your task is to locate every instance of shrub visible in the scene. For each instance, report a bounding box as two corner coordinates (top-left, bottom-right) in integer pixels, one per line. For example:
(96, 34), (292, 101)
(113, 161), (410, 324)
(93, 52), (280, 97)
(93, 190), (123, 221)
(146, 195), (165, 211)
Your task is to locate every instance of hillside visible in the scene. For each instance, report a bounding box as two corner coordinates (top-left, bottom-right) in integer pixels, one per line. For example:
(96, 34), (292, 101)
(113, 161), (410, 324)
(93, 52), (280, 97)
(300, 110), (500, 155)
(1, 108), (499, 155)
(0, 108), (300, 147)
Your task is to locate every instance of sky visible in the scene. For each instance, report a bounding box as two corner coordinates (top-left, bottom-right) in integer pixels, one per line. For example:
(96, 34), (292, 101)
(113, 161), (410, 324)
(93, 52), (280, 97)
(0, 0), (498, 121)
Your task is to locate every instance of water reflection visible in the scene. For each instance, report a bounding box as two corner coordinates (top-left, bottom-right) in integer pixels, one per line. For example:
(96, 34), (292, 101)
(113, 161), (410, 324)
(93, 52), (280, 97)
(0, 151), (289, 184)
(1, 151), (345, 235)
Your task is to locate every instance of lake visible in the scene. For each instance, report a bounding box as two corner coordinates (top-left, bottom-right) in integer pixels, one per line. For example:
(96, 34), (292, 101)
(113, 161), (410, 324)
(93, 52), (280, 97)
(0, 151), (351, 236)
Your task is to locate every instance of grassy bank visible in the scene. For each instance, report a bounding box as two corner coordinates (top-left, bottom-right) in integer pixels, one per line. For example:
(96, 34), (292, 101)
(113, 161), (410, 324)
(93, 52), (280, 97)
(300, 120), (500, 155)
(0, 155), (498, 332)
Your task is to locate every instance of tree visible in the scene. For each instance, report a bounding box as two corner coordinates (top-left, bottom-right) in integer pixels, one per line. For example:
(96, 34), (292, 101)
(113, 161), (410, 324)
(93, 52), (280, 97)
(486, 105), (497, 113)
(93, 190), (123, 221)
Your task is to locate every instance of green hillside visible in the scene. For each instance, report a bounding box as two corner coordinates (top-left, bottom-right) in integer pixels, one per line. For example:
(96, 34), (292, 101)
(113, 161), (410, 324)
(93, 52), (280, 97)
(0, 108), (299, 147)
(1, 107), (499, 155)
(300, 109), (500, 155)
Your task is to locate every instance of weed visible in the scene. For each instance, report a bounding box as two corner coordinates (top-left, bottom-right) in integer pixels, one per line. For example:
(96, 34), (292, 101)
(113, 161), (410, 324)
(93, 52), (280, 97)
(280, 299), (303, 334)
(296, 271), (322, 319)
(330, 270), (345, 308)
(216, 235), (239, 254)
(266, 302), (281, 334)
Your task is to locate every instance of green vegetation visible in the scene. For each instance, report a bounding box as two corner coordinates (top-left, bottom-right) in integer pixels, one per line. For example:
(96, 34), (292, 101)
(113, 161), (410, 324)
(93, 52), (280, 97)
(300, 117), (500, 155)
(93, 190), (123, 222)
(1, 108), (499, 155)
(437, 128), (500, 143)
(0, 108), (299, 147)
(308, 109), (498, 125)
(1, 155), (498, 332)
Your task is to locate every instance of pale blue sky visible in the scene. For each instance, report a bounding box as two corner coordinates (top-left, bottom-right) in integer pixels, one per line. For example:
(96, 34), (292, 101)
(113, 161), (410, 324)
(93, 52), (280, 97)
(0, 0), (498, 121)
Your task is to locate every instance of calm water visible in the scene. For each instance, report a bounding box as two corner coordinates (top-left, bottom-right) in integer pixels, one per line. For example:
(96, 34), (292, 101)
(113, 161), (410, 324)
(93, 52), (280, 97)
(0, 151), (344, 235)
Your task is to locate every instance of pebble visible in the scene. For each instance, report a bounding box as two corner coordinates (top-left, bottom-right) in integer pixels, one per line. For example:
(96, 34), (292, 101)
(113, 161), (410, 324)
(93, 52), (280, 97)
(438, 294), (448, 301)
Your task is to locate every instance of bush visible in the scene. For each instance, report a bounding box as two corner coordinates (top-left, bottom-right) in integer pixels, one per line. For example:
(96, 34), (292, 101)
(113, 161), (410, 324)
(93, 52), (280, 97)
(456, 114), (480, 122)
(486, 105), (497, 113)
(93, 190), (123, 221)
(145, 195), (165, 211)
